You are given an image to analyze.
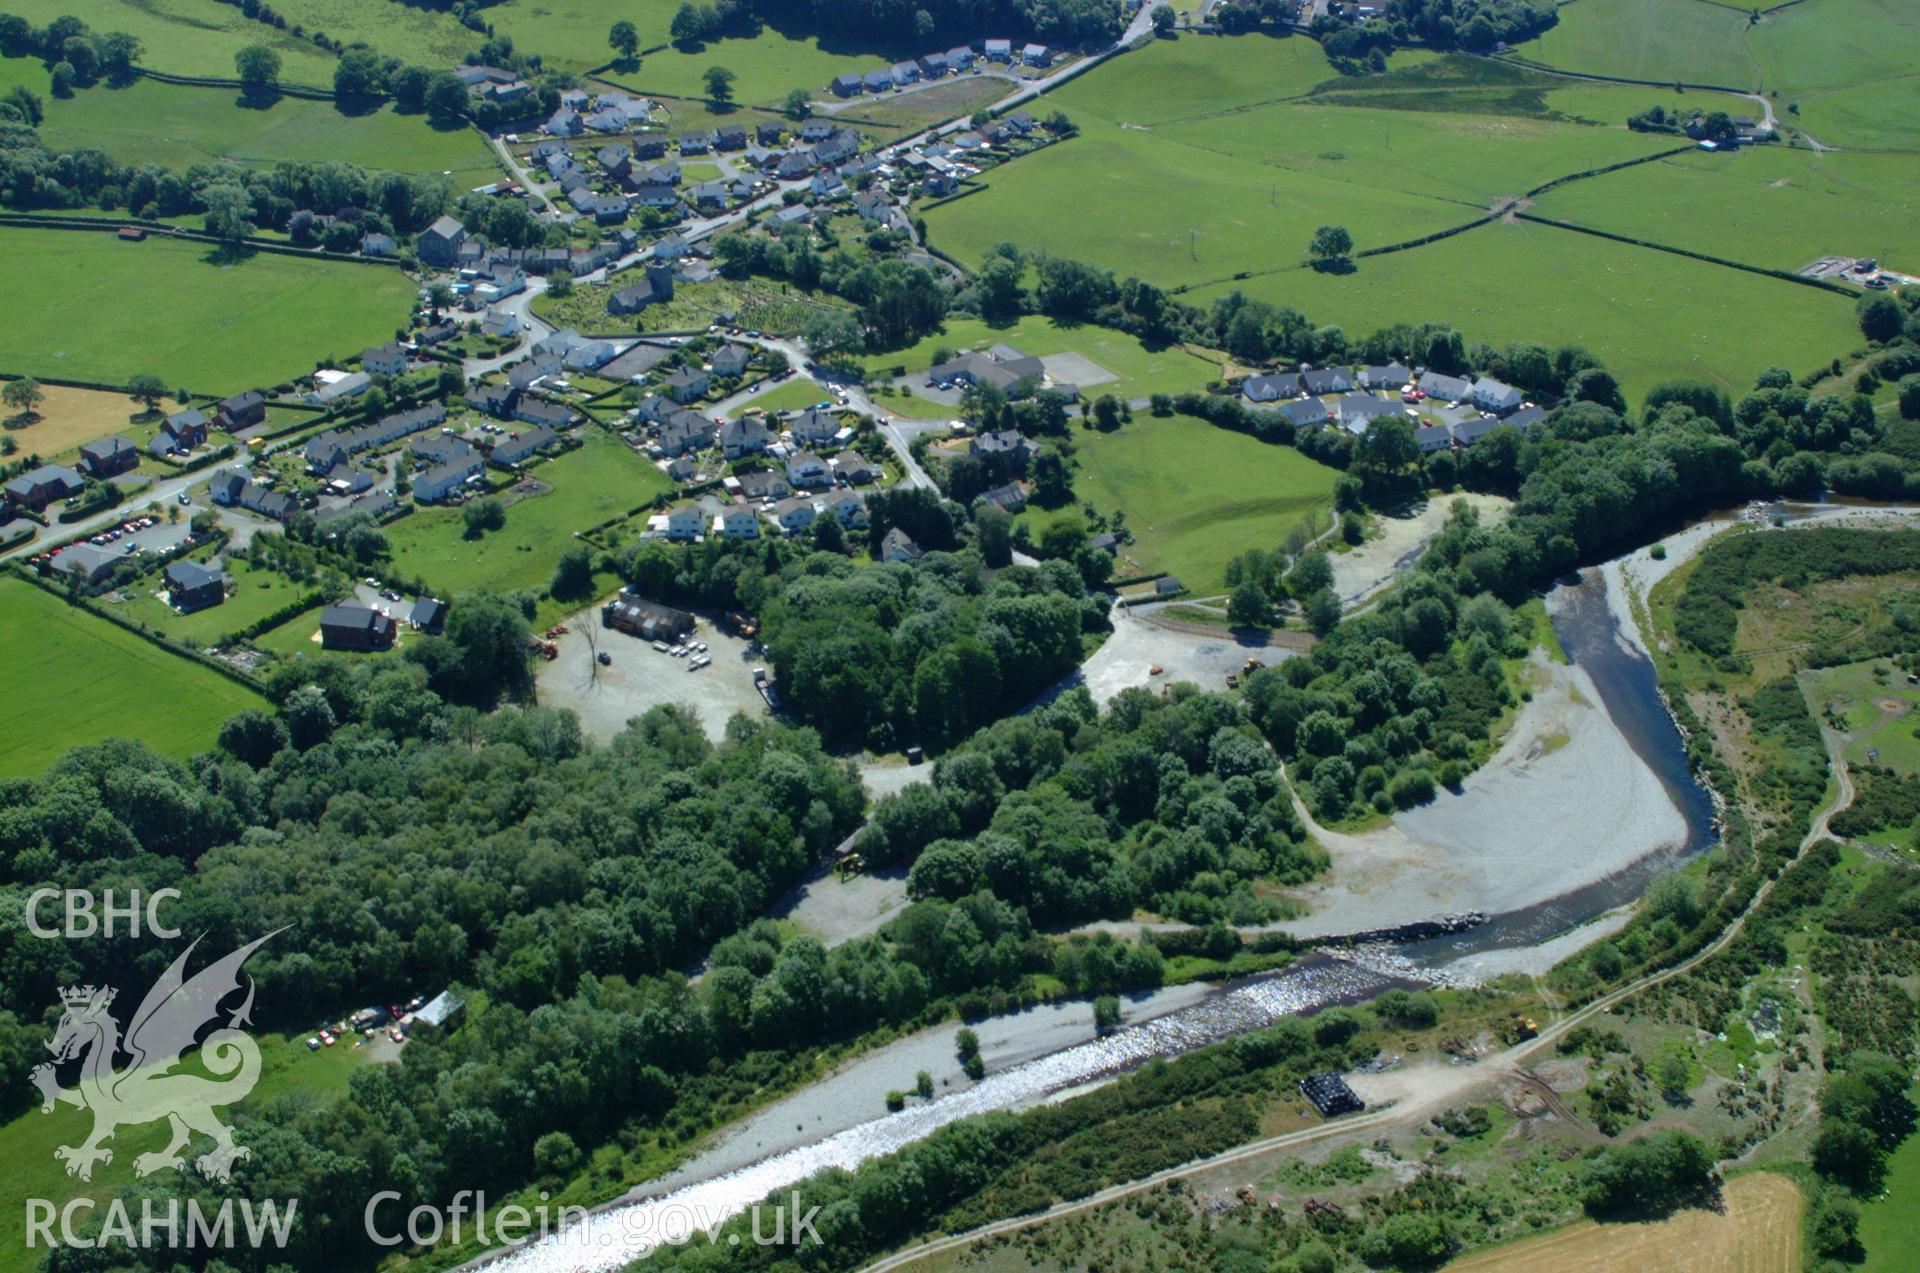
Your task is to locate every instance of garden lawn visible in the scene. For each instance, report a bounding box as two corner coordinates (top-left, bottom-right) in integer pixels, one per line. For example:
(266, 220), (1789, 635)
(0, 1030), (362, 1273)
(922, 120), (1469, 289)
(27, 77), (495, 177)
(751, 378), (832, 414)
(1018, 414), (1338, 594)
(0, 228), (415, 392)
(857, 315), (1220, 401)
(1523, 0), (1762, 89)
(0, 576), (264, 777)
(1189, 217), (1860, 403)
(106, 558), (319, 648)
(384, 431), (671, 596)
(1531, 148), (1920, 274)
(2, 0), (338, 87)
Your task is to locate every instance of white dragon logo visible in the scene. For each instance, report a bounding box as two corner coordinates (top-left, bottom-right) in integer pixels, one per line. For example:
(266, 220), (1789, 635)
(29, 931), (281, 1183)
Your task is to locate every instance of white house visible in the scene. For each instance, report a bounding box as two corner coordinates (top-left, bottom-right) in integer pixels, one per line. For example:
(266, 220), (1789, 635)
(1471, 377), (1525, 415)
(785, 450), (832, 487)
(664, 502), (704, 541)
(716, 504), (761, 539)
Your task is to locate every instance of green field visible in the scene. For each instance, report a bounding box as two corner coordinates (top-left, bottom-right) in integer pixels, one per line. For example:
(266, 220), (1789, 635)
(5, 0), (339, 87)
(1191, 216), (1859, 400)
(1532, 148), (1920, 273)
(13, 72), (494, 176)
(487, 0), (679, 70)
(104, 557), (318, 648)
(1524, 0), (1761, 89)
(0, 1029), (363, 1273)
(1806, 660), (1920, 775)
(750, 377), (832, 414)
(0, 228), (415, 392)
(385, 430), (671, 597)
(266, 0), (481, 68)
(1054, 30), (1389, 126)
(1018, 415), (1337, 594)
(858, 315), (1221, 401)
(0, 575), (264, 777)
(597, 26), (912, 107)
(1858, 1092), (1920, 1272)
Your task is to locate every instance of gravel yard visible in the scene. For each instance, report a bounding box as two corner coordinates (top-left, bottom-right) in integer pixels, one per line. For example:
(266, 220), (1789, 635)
(537, 601), (769, 742)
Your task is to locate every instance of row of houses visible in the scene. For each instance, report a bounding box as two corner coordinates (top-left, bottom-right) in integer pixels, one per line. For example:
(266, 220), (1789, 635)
(828, 37), (1052, 97)
(545, 89), (653, 139)
(304, 404), (449, 473)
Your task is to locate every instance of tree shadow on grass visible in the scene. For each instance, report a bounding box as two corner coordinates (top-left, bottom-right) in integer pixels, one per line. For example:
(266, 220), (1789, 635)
(234, 88), (282, 112)
(201, 243), (257, 267)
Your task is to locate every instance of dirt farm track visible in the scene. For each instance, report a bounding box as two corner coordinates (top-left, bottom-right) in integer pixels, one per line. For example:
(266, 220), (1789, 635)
(1443, 1173), (1803, 1273)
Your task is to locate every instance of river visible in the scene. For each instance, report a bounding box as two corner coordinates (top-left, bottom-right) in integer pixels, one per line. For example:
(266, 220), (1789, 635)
(464, 565), (1719, 1273)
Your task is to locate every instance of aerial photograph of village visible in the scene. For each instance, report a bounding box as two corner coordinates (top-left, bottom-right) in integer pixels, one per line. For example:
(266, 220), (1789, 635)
(0, 0), (1917, 1269)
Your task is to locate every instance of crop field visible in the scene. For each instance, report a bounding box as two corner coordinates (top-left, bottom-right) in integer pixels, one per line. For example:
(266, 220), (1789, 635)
(265, 0), (481, 69)
(858, 315), (1220, 401)
(1532, 148), (1920, 273)
(0, 576), (264, 777)
(106, 558), (318, 648)
(26, 77), (493, 177)
(1190, 217), (1860, 399)
(1018, 415), (1338, 594)
(4, 0), (339, 87)
(1442, 1172), (1801, 1272)
(1524, 0), (1761, 89)
(384, 430), (671, 597)
(0, 228), (415, 392)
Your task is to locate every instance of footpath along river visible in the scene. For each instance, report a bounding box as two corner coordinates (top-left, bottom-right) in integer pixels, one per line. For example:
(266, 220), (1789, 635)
(463, 562), (1720, 1273)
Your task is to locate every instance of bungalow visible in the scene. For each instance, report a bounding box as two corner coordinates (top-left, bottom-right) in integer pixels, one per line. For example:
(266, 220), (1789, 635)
(831, 73), (864, 98)
(508, 356), (563, 390)
(78, 436), (139, 479)
(710, 344), (752, 377)
(319, 603), (396, 651)
(880, 527), (922, 562)
(1359, 362), (1411, 390)
(1338, 394), (1402, 431)
(51, 542), (121, 584)
(716, 503), (761, 539)
(409, 597), (447, 634)
(924, 172), (960, 197)
(1505, 405), (1548, 432)
(680, 129), (714, 155)
(303, 370), (372, 407)
(1021, 43), (1052, 67)
(417, 215), (467, 268)
(788, 407), (841, 448)
(785, 450), (832, 487)
(417, 321), (457, 347)
(1280, 397), (1334, 428)
(5, 463), (85, 511)
(975, 481), (1026, 513)
(822, 489), (868, 528)
(664, 367), (709, 403)
(891, 61), (921, 85)
(1005, 110), (1038, 134)
(1416, 370), (1473, 403)
(653, 232), (690, 260)
(1414, 424), (1455, 454)
(535, 328), (616, 371)
(664, 501), (704, 541)
(363, 342), (408, 377)
(1470, 377), (1525, 416)
(946, 45), (975, 70)
(165, 559), (224, 613)
(489, 425), (557, 467)
(772, 204), (813, 228)
(864, 68), (894, 93)
(984, 38), (1013, 62)
(715, 124), (748, 151)
(360, 232), (396, 258)
(667, 455), (700, 483)
(1243, 372), (1302, 403)
(770, 494), (818, 534)
(414, 454), (484, 503)
(737, 468), (791, 500)
(513, 397), (576, 429)
(1301, 367), (1353, 396)
(721, 414), (773, 458)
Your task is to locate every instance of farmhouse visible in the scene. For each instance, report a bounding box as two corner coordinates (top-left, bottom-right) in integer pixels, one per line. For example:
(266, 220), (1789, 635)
(4, 463), (85, 511)
(1244, 372), (1302, 403)
(78, 436), (139, 479)
(417, 216), (467, 269)
(881, 527), (923, 562)
(164, 559), (224, 613)
(320, 604), (397, 651)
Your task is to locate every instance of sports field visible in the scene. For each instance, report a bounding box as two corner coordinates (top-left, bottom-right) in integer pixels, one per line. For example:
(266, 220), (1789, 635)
(1193, 217), (1858, 400)
(4, 0), (338, 87)
(23, 75), (493, 177)
(0, 228), (415, 392)
(859, 315), (1220, 402)
(1018, 415), (1338, 594)
(1442, 1172), (1800, 1272)
(384, 430), (671, 597)
(0, 575), (264, 777)
(1532, 148), (1920, 274)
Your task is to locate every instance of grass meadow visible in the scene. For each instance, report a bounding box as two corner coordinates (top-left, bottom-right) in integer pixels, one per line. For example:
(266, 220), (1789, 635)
(598, 25), (913, 108)
(0, 381), (153, 460)
(16, 73), (493, 177)
(384, 429), (671, 597)
(1524, 0), (1762, 88)
(1859, 1096), (1920, 1271)
(1190, 217), (1861, 400)
(5, 0), (338, 86)
(487, 0), (682, 71)
(263, 0), (481, 68)
(0, 1029), (363, 1273)
(1018, 414), (1338, 594)
(750, 377), (831, 414)
(0, 228), (415, 392)
(1053, 29), (1381, 125)
(857, 315), (1221, 400)
(0, 576), (264, 777)
(1532, 148), (1920, 273)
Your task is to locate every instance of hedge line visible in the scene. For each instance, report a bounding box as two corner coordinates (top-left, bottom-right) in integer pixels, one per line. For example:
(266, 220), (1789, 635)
(0, 213), (405, 267)
(1512, 212), (1858, 298)
(133, 68), (334, 100)
(1492, 52), (1753, 96)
